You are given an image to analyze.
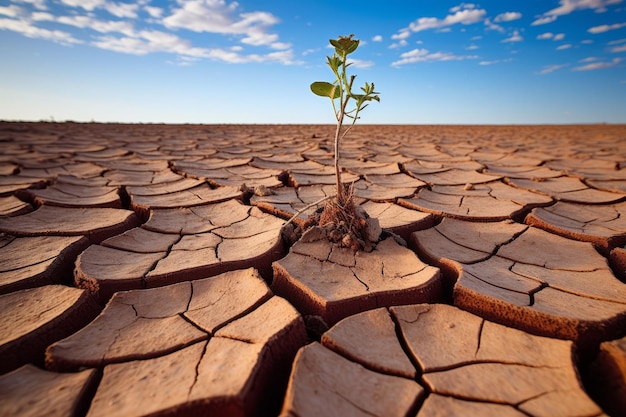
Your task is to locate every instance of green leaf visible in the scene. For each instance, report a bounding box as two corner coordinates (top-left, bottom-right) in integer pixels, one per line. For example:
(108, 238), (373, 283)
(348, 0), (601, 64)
(330, 35), (359, 56)
(310, 81), (341, 99)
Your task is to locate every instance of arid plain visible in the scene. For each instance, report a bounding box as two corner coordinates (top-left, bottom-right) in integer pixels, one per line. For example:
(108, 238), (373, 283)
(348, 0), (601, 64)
(1, 122), (625, 416)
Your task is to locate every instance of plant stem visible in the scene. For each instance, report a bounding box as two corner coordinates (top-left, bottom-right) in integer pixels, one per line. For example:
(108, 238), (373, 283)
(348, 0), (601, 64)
(334, 53), (355, 205)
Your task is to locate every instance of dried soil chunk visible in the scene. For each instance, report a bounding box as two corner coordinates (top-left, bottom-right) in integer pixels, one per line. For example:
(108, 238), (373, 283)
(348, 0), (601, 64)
(360, 201), (433, 241)
(0, 285), (99, 373)
(0, 205), (139, 242)
(74, 245), (164, 301)
(415, 221), (626, 346)
(272, 237), (440, 326)
(509, 176), (625, 204)
(0, 195), (32, 216)
(390, 304), (601, 416)
(400, 182), (551, 221)
(0, 235), (89, 294)
(279, 342), (423, 417)
(46, 281), (205, 371)
(84, 271), (306, 417)
(129, 184), (242, 213)
(144, 199), (252, 234)
(404, 164), (500, 186)
(78, 200), (284, 294)
(126, 177), (205, 196)
(86, 341), (206, 417)
(419, 394), (526, 417)
(184, 268), (272, 334)
(321, 307), (416, 378)
(101, 227), (179, 253)
(0, 365), (97, 417)
(23, 181), (121, 208)
(50, 268), (273, 371)
(526, 201), (626, 252)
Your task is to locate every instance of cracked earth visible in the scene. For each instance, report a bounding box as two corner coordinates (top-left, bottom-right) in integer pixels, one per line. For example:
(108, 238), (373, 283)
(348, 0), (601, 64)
(0, 122), (625, 416)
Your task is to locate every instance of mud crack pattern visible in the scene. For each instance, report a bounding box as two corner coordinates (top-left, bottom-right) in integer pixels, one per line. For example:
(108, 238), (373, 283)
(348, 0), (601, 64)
(0, 123), (625, 416)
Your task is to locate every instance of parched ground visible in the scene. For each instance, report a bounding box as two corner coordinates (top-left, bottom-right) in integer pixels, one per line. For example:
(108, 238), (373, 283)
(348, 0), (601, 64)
(1, 122), (625, 417)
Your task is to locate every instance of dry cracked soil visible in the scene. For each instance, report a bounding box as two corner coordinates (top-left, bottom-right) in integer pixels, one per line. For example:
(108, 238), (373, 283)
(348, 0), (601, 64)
(1, 122), (625, 417)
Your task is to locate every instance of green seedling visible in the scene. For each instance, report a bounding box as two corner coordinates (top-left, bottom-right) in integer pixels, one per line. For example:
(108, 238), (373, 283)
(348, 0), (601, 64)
(310, 34), (380, 205)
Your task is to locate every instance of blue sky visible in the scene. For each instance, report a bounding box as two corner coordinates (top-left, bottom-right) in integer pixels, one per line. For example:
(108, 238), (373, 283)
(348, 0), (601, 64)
(1, 0), (625, 124)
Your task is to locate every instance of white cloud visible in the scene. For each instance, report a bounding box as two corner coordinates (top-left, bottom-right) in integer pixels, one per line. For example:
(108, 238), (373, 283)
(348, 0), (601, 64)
(348, 58), (374, 68)
(450, 3), (477, 13)
(581, 39), (594, 44)
(144, 6), (163, 18)
(58, 0), (141, 18)
(494, 12), (522, 22)
(391, 30), (411, 40)
(14, 0), (48, 10)
(611, 44), (626, 52)
(588, 22), (626, 33)
(399, 3), (485, 35)
(91, 28), (299, 65)
(608, 38), (626, 44)
(372, 35), (382, 42)
(104, 2), (139, 19)
(0, 16), (81, 45)
(389, 39), (408, 49)
(162, 1), (286, 49)
(502, 30), (523, 43)
(545, 0), (622, 16)
(52, 14), (135, 36)
(536, 32), (566, 41)
(0, 5), (23, 18)
(59, 0), (105, 12)
(579, 56), (599, 62)
(573, 57), (622, 70)
(556, 43), (572, 49)
(391, 48), (477, 66)
(537, 63), (569, 74)
(531, 16), (557, 25)
(479, 58), (512, 65)
(533, 0), (623, 25)
(484, 18), (504, 32)
(466, 44), (479, 50)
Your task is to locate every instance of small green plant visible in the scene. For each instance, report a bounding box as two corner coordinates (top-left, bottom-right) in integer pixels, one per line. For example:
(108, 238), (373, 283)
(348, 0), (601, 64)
(310, 34), (380, 205)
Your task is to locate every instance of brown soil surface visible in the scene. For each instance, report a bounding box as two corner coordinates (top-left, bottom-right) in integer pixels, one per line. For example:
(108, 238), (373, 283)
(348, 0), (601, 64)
(1, 122), (625, 416)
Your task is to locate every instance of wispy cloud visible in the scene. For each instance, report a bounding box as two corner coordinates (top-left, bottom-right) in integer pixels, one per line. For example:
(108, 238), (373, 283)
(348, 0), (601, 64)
(59, 0), (140, 18)
(502, 30), (523, 43)
(588, 22), (626, 33)
(537, 63), (569, 74)
(372, 35), (382, 42)
(532, 0), (623, 25)
(494, 12), (522, 22)
(0, 16), (82, 45)
(391, 48), (478, 66)
(537, 32), (554, 39)
(556, 43), (572, 50)
(479, 58), (513, 65)
(163, 0), (288, 50)
(348, 58), (375, 69)
(392, 3), (486, 40)
(0, 0), (300, 65)
(484, 18), (504, 32)
(610, 44), (626, 52)
(573, 57), (622, 71)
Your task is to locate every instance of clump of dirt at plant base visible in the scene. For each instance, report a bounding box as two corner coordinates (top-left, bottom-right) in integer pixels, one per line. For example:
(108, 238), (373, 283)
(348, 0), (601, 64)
(282, 184), (398, 253)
